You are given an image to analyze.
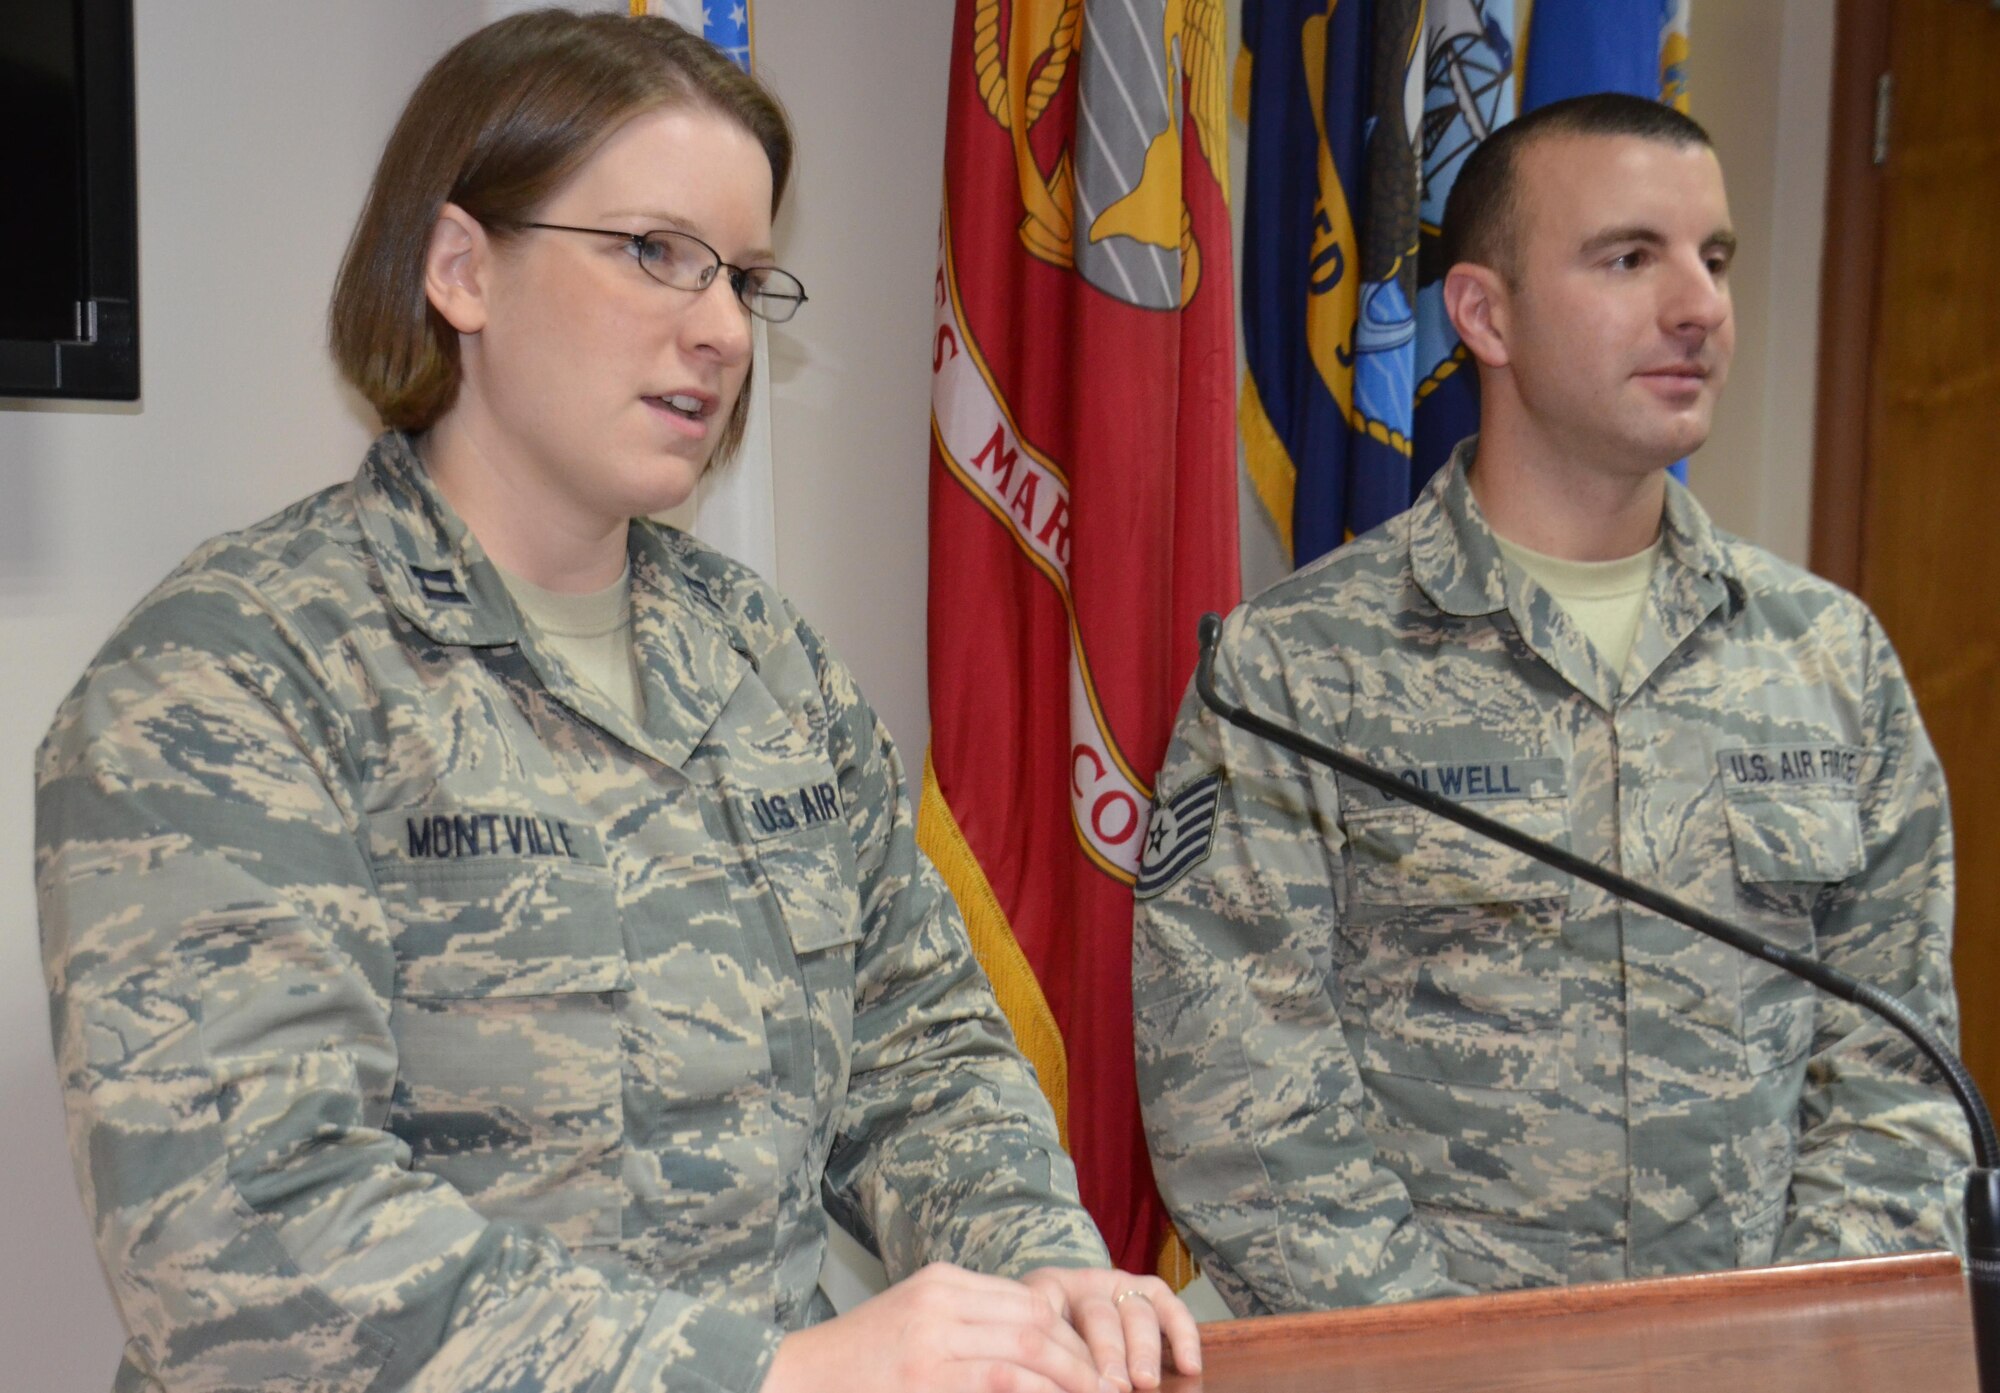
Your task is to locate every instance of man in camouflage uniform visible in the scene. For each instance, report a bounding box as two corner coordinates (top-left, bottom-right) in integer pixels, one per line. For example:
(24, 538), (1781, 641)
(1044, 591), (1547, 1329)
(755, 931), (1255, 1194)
(38, 431), (1115, 1391)
(1133, 94), (1968, 1315)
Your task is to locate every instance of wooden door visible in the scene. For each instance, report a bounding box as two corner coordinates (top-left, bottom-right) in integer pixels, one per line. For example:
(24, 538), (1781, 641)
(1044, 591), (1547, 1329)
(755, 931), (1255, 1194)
(1814, 0), (2000, 1101)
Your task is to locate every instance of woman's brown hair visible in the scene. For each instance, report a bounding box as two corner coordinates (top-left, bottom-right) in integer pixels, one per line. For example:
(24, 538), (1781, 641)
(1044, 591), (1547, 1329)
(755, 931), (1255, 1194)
(328, 8), (792, 460)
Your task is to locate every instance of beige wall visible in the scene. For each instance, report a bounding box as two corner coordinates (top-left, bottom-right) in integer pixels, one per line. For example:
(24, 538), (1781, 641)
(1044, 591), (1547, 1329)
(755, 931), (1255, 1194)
(1690, 0), (1836, 566)
(0, 4), (490, 1381)
(0, 1), (1835, 1379)
(758, 4), (954, 768)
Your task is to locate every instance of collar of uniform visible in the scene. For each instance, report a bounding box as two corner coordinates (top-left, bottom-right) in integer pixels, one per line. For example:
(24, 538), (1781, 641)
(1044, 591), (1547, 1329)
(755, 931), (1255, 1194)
(353, 432), (759, 769)
(1408, 438), (1509, 619)
(1411, 439), (1747, 711)
(353, 431), (521, 648)
(1411, 439), (1743, 618)
(625, 520), (757, 771)
(1657, 469), (1743, 612)
(1412, 440), (1618, 706)
(1620, 469), (1746, 696)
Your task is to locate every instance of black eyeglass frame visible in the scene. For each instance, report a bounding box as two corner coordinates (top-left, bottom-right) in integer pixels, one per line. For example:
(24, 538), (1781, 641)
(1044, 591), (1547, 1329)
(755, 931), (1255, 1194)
(513, 221), (808, 323)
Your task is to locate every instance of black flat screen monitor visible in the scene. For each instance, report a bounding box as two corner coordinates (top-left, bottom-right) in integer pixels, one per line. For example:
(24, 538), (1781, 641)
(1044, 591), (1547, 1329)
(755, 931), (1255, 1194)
(0, 0), (138, 401)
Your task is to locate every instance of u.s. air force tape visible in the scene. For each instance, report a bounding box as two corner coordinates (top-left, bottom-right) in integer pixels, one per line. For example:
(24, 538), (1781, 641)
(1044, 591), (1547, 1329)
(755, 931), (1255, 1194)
(1135, 773), (1221, 899)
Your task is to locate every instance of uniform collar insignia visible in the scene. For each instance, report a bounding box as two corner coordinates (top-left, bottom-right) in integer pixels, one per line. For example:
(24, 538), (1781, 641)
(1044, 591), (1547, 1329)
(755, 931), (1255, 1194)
(354, 432), (520, 647)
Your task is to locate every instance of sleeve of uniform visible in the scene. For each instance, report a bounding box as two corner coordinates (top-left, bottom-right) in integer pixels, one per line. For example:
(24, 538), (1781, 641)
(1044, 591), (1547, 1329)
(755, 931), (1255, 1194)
(790, 620), (1110, 1278)
(1777, 610), (1971, 1261)
(1132, 605), (1468, 1315)
(37, 577), (783, 1393)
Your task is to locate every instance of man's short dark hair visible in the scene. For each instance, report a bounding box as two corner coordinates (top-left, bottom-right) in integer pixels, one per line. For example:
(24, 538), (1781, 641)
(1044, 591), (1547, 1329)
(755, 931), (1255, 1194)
(1439, 93), (1713, 282)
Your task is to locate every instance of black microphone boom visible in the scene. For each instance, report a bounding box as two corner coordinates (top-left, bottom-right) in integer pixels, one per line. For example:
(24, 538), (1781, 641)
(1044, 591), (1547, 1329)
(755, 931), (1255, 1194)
(1193, 611), (2000, 1391)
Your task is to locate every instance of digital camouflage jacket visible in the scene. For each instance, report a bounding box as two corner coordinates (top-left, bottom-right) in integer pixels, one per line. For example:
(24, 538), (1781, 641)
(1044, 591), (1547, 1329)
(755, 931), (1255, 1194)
(39, 433), (1105, 1392)
(1135, 444), (1967, 1315)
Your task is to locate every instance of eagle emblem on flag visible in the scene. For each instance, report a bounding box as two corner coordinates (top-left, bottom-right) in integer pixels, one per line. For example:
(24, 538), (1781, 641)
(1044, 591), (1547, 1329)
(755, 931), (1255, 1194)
(971, 0), (1227, 307)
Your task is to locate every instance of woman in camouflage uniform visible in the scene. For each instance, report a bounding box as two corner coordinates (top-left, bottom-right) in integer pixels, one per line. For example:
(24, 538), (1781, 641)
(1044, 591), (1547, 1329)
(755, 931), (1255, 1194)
(36, 11), (1196, 1391)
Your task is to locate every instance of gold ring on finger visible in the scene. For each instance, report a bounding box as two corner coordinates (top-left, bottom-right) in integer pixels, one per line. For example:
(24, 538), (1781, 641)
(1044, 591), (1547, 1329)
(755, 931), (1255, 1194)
(1114, 1289), (1152, 1307)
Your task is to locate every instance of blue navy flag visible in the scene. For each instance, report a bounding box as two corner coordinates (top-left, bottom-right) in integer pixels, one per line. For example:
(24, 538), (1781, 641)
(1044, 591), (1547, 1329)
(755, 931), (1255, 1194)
(1524, 0), (1690, 112)
(1240, 0), (1692, 569)
(1238, 0), (1439, 570)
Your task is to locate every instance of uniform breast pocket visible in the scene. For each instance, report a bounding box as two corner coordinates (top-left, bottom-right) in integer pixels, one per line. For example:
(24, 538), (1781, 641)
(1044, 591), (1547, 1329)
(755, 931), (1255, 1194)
(373, 853), (631, 1251)
(1722, 793), (1861, 1073)
(1339, 793), (1571, 1091)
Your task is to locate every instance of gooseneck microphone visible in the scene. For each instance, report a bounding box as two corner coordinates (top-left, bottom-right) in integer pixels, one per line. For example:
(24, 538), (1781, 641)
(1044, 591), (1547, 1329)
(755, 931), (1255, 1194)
(1193, 612), (2000, 1392)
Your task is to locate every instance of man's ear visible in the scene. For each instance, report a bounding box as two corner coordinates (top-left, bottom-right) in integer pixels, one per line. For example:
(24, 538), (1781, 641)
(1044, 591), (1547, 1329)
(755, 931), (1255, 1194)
(423, 202), (490, 335)
(1443, 262), (1511, 369)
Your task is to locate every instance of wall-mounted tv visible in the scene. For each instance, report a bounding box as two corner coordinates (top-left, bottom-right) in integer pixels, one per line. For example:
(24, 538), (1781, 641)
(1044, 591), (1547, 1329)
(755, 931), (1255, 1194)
(0, 0), (138, 401)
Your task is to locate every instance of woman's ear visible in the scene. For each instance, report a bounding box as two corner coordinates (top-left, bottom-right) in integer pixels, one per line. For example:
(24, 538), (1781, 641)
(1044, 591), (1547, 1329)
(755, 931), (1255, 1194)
(1442, 262), (1511, 370)
(423, 202), (490, 335)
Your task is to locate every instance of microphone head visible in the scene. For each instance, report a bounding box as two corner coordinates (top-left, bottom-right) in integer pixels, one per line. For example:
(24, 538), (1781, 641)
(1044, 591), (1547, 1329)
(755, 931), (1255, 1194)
(1197, 612), (1222, 651)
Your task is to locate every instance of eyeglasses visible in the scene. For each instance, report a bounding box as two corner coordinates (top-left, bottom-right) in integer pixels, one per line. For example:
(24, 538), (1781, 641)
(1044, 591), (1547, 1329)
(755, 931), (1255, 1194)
(514, 222), (809, 324)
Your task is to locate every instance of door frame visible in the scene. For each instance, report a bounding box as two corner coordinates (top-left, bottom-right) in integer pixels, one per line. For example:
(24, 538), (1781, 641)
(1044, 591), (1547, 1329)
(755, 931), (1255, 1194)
(1807, 0), (1891, 591)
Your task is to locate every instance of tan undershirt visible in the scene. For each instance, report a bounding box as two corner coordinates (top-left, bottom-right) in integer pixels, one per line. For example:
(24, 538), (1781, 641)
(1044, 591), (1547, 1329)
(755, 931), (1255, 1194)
(496, 563), (644, 723)
(1494, 533), (1662, 680)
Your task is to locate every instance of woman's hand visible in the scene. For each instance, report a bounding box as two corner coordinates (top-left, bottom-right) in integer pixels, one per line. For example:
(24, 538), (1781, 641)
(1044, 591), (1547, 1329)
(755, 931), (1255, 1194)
(1020, 1267), (1201, 1390)
(761, 1262), (1202, 1393)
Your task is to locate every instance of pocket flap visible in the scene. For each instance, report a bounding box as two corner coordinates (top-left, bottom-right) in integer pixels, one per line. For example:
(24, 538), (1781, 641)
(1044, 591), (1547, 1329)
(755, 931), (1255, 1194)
(1346, 795), (1571, 907)
(754, 828), (862, 955)
(1724, 796), (1864, 884)
(378, 862), (630, 999)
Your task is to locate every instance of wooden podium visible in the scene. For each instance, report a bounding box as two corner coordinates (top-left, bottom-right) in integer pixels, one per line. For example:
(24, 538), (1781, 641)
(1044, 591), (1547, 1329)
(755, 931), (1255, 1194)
(1163, 1252), (1975, 1392)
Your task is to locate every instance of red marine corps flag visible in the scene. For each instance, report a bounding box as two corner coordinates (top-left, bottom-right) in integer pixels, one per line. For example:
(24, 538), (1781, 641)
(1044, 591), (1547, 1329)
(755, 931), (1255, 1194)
(918, 0), (1239, 1277)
